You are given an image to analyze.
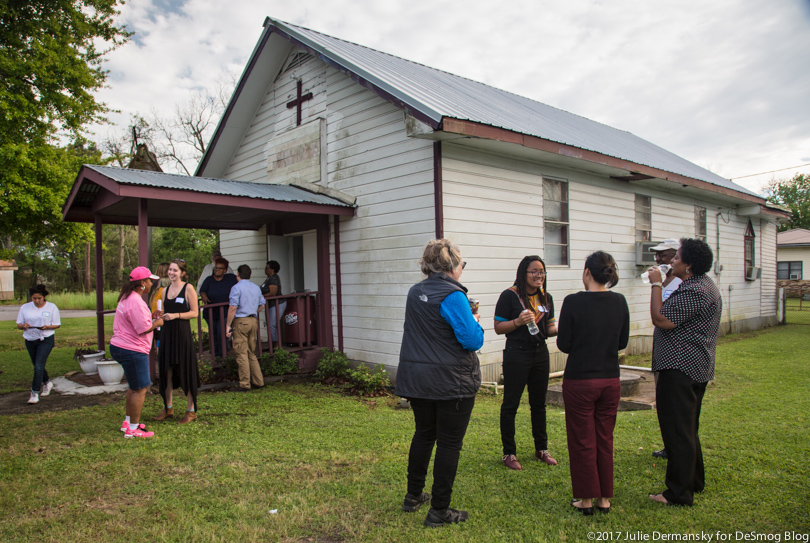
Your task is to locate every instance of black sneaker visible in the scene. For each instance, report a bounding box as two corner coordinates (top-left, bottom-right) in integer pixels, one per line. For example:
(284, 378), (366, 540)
(402, 492), (430, 512)
(424, 507), (469, 528)
(652, 448), (668, 459)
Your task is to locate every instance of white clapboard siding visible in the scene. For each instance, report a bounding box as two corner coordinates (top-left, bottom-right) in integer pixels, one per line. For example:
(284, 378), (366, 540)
(219, 227), (267, 287)
(322, 67), (435, 368)
(760, 220), (777, 318)
(440, 142), (782, 364)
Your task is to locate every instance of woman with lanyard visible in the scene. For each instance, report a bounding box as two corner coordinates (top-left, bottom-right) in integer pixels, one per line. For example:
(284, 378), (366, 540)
(494, 255), (558, 471)
(16, 285), (61, 405)
(154, 258), (200, 424)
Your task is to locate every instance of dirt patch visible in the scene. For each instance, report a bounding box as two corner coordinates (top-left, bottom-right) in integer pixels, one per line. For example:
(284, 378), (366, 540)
(0, 390), (125, 416)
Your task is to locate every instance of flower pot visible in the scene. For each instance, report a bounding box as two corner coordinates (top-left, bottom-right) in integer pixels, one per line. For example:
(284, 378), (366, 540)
(78, 350), (105, 375)
(96, 360), (125, 386)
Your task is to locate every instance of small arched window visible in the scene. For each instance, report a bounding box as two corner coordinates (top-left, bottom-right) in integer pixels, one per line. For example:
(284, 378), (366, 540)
(744, 220), (755, 271)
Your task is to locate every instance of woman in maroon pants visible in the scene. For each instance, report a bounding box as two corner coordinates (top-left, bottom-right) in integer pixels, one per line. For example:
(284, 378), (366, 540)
(557, 251), (629, 515)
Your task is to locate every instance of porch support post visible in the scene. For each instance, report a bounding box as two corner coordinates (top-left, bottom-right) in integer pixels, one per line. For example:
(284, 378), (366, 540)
(95, 214), (105, 351)
(316, 216), (334, 349)
(334, 216), (344, 352)
(433, 141), (443, 239)
(138, 199), (148, 267)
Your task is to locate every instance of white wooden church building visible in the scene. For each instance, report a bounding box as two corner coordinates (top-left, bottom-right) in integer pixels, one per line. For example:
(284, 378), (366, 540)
(192, 17), (788, 381)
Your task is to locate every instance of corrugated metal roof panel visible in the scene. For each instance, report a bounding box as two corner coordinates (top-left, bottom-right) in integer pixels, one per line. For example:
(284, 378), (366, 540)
(777, 228), (810, 245)
(271, 19), (756, 197)
(85, 165), (352, 207)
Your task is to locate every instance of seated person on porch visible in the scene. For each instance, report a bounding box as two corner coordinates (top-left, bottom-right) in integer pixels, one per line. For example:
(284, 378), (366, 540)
(260, 260), (286, 348)
(199, 257), (237, 359)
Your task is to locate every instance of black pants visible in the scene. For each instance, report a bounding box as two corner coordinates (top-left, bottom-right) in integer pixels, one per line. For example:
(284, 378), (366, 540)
(500, 342), (550, 455)
(656, 369), (707, 505)
(407, 397), (475, 510)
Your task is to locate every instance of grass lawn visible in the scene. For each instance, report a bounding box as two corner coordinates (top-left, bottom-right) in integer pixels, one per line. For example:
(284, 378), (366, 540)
(0, 325), (808, 542)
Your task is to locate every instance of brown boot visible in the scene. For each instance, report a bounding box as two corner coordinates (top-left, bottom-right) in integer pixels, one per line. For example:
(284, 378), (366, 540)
(178, 410), (197, 424)
(153, 407), (173, 421)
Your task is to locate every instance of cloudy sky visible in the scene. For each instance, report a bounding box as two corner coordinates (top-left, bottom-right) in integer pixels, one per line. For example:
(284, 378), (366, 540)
(93, 0), (810, 195)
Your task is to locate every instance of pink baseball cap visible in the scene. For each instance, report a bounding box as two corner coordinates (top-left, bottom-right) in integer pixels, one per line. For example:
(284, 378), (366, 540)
(129, 266), (159, 281)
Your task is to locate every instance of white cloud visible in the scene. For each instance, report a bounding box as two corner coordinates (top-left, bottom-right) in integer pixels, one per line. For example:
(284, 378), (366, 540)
(91, 0), (810, 194)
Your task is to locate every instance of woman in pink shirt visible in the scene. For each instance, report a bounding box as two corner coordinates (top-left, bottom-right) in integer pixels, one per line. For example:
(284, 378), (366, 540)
(110, 267), (164, 439)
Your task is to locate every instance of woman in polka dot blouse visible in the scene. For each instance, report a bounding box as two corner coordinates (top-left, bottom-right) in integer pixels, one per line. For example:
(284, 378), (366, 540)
(645, 238), (722, 507)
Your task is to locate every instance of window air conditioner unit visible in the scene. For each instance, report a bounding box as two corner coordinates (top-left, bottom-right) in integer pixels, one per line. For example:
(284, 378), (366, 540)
(789, 273), (800, 280)
(635, 241), (657, 266)
(745, 266), (761, 281)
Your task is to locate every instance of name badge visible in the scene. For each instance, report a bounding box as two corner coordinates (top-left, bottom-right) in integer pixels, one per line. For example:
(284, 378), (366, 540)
(42, 311), (50, 317)
(175, 297), (184, 304)
(537, 306), (548, 313)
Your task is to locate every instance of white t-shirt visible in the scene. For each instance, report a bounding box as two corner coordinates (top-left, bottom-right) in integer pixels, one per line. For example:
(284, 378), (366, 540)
(16, 301), (61, 341)
(662, 276), (683, 301)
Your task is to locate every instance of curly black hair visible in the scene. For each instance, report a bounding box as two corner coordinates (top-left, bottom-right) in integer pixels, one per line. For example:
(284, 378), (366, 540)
(679, 238), (714, 276)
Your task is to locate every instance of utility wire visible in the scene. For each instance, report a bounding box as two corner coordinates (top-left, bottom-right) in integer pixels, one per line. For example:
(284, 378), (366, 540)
(730, 163), (810, 179)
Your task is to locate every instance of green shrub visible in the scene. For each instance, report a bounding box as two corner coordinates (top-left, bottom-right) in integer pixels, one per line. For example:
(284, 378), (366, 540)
(219, 355), (240, 382)
(260, 348), (299, 376)
(191, 329), (210, 353)
(346, 363), (391, 396)
(315, 348), (350, 380)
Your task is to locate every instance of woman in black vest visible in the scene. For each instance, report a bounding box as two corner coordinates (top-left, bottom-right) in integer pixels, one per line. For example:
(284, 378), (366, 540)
(395, 239), (484, 528)
(494, 255), (558, 471)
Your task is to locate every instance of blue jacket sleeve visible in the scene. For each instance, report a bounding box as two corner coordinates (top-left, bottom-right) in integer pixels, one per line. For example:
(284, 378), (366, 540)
(440, 291), (485, 351)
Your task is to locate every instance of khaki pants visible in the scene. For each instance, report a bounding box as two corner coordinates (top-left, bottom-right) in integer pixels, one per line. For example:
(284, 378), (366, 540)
(231, 317), (263, 389)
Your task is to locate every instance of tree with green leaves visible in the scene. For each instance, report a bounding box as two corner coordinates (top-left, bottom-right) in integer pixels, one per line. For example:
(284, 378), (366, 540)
(1, 0), (131, 144)
(0, 0), (129, 273)
(766, 173), (810, 232)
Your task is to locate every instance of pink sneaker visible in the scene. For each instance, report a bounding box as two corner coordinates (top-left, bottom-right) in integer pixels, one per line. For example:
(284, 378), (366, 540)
(124, 427), (154, 438)
(120, 420), (147, 432)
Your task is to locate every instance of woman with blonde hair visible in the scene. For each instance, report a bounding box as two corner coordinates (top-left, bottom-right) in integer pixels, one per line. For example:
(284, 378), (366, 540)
(395, 239), (484, 528)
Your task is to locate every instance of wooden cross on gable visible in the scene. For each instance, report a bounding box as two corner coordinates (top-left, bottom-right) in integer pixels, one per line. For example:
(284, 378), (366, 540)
(286, 80), (314, 126)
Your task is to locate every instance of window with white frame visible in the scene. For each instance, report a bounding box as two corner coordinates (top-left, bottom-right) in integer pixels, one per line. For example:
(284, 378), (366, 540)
(543, 177), (569, 266)
(777, 262), (803, 280)
(695, 206), (707, 242)
(635, 194), (651, 242)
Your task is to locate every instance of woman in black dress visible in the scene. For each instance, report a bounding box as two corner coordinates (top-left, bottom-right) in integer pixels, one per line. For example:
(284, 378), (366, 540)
(154, 259), (200, 424)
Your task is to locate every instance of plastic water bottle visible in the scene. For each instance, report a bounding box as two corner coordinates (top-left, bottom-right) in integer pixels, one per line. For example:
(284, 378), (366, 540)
(523, 309), (540, 335)
(641, 264), (672, 284)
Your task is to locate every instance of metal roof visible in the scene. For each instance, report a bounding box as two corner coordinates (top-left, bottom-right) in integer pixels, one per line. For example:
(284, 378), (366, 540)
(268, 18), (756, 197)
(83, 165), (353, 207)
(777, 228), (810, 246)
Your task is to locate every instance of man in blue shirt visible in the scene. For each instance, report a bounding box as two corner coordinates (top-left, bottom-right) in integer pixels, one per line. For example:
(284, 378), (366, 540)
(226, 265), (266, 390)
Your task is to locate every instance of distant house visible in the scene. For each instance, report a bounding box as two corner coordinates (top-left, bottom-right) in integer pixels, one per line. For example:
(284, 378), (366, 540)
(777, 228), (810, 296)
(0, 260), (17, 300)
(65, 18), (790, 381)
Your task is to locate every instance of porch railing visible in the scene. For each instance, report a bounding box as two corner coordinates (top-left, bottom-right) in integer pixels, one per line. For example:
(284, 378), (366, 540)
(97, 291), (320, 378)
(196, 291), (320, 363)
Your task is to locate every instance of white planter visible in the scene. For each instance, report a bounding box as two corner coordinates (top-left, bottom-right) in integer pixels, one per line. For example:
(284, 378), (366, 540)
(96, 360), (125, 386)
(78, 351), (105, 375)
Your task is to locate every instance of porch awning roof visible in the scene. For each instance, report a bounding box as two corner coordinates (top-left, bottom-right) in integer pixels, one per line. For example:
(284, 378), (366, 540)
(63, 165), (355, 230)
